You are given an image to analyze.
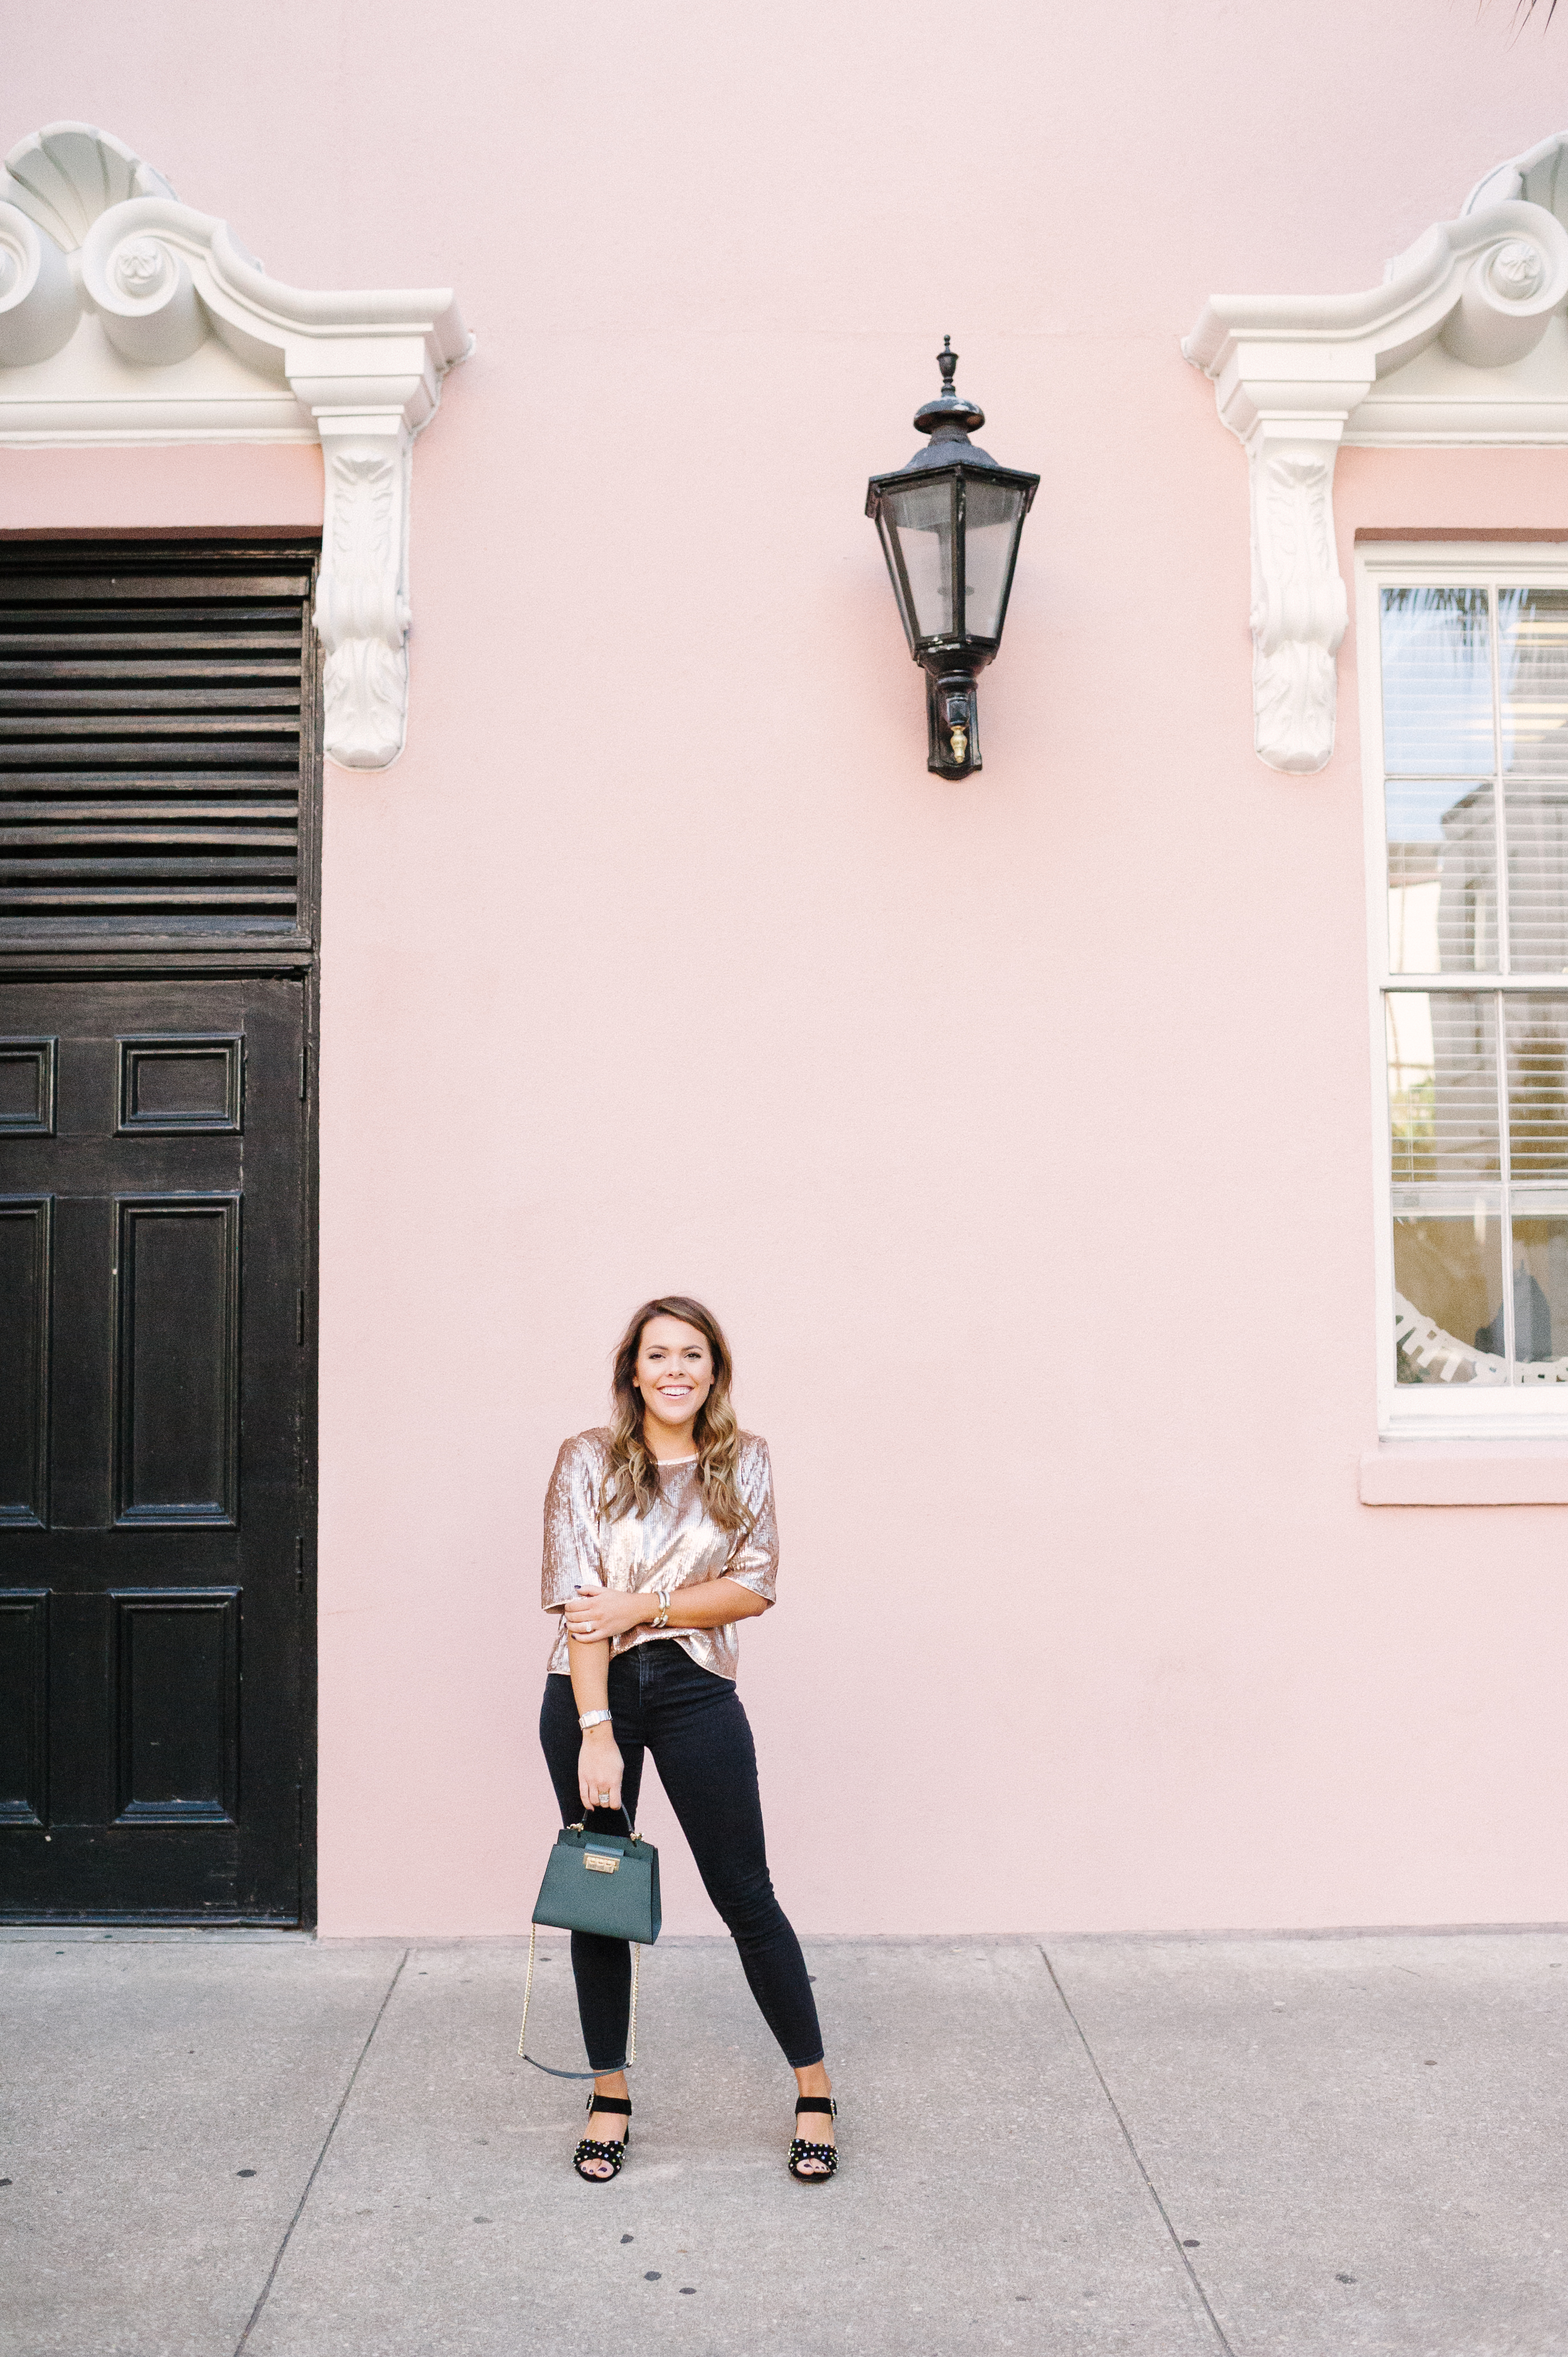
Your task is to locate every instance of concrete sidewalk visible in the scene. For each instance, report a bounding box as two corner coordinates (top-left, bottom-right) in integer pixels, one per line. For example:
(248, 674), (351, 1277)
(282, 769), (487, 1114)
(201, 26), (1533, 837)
(1, 1929), (1563, 2357)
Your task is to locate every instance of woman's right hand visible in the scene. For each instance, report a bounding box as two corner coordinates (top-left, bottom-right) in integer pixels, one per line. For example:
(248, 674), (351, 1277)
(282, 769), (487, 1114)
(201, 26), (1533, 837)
(579, 1724), (624, 1816)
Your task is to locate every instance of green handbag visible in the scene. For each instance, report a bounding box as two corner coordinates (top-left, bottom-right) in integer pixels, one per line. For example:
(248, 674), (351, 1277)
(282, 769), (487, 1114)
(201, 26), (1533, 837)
(517, 1809), (662, 2077)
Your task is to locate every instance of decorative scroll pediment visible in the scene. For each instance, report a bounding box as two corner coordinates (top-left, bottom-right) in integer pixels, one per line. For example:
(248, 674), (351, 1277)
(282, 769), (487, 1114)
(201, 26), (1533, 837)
(0, 123), (469, 769)
(1185, 133), (1568, 775)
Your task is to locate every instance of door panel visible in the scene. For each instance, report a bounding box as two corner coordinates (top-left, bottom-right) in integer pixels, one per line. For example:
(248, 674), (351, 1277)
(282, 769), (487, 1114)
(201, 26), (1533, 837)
(0, 1196), (50, 1523)
(112, 1589), (239, 1823)
(0, 975), (309, 1920)
(118, 1037), (243, 1133)
(115, 1196), (241, 1523)
(0, 1040), (54, 1131)
(0, 1591), (47, 1822)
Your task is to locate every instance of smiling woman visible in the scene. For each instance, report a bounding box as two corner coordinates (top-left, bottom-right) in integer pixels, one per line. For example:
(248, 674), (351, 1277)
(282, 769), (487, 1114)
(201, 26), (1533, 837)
(535, 1296), (838, 2186)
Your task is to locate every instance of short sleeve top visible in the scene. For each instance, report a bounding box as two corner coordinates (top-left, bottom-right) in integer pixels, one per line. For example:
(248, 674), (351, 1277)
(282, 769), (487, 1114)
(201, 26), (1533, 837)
(541, 1427), (778, 1681)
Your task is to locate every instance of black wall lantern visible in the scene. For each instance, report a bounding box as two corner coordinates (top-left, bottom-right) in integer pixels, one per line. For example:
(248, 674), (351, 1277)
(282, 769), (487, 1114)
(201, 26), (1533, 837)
(866, 339), (1039, 779)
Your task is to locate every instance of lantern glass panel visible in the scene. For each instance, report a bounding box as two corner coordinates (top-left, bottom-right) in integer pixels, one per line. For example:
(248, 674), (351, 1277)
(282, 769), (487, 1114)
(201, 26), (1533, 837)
(881, 477), (956, 642)
(874, 512), (918, 652)
(963, 478), (1027, 640)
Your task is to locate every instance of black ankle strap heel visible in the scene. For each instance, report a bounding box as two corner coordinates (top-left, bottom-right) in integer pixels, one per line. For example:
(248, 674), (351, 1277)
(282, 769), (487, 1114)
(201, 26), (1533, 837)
(573, 2092), (631, 2182)
(789, 2095), (838, 2183)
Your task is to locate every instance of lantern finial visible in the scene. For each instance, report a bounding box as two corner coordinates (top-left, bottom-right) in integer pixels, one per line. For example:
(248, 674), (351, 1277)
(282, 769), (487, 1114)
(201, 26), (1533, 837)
(914, 337), (984, 441)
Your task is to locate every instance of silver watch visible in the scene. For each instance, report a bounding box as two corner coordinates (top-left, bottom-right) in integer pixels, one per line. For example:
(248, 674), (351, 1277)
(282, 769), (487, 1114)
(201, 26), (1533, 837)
(578, 1709), (613, 1732)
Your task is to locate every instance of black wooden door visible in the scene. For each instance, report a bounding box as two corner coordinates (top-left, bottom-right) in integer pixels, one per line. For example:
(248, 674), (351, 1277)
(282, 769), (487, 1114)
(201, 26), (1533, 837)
(0, 976), (310, 1920)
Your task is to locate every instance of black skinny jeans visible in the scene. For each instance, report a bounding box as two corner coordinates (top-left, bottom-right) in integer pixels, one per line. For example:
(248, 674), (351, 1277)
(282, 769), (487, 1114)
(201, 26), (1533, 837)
(538, 1640), (823, 2072)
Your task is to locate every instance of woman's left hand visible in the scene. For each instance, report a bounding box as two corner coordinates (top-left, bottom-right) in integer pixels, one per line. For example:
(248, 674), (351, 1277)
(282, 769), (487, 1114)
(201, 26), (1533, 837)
(563, 1585), (648, 1645)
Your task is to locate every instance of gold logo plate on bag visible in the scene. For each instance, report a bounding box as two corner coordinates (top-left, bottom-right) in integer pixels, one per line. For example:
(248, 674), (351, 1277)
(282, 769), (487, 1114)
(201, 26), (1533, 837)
(584, 1852), (619, 1874)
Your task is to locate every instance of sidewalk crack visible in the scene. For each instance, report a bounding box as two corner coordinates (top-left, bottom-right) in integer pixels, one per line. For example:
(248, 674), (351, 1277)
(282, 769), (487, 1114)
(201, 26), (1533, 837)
(1039, 1945), (1236, 2357)
(233, 1947), (409, 2355)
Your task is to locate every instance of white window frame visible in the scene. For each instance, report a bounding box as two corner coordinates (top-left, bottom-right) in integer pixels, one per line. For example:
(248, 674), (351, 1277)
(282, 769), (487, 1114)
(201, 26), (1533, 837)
(1358, 538), (1568, 1440)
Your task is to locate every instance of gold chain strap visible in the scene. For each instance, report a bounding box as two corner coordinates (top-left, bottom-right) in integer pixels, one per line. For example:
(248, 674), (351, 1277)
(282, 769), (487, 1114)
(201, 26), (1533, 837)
(517, 1920), (538, 2059)
(517, 1920), (640, 2071)
(627, 1938), (639, 2066)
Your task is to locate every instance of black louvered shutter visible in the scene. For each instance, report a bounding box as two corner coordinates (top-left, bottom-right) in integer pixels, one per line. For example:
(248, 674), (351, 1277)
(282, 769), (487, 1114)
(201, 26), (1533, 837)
(0, 540), (320, 949)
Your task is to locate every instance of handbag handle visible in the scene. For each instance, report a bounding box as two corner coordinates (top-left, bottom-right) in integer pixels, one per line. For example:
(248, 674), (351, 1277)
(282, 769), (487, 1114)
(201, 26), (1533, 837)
(566, 1806), (641, 1843)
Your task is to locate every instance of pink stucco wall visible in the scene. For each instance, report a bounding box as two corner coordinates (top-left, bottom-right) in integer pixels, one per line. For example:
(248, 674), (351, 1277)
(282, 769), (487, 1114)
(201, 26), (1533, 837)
(9, 5), (1568, 1936)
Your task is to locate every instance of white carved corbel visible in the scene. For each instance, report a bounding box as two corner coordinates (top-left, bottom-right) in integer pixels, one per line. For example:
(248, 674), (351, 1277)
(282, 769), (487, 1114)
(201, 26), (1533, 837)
(1247, 432), (1347, 774)
(0, 122), (469, 770)
(1186, 163), (1568, 774)
(313, 421), (413, 771)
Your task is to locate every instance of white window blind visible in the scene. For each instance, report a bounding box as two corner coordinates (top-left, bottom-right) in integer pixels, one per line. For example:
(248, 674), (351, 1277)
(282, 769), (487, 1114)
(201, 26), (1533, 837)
(1361, 549), (1568, 1433)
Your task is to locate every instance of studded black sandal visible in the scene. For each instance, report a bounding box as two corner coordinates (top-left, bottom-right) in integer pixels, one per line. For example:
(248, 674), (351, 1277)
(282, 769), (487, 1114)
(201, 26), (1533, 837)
(788, 2095), (838, 2182)
(573, 2093), (631, 2182)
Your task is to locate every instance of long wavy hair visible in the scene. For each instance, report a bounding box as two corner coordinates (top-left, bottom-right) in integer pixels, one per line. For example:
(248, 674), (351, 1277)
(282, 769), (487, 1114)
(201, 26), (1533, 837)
(601, 1295), (754, 1533)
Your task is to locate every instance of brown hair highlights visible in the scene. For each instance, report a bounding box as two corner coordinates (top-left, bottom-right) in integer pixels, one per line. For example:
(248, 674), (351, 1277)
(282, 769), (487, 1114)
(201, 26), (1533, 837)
(601, 1295), (754, 1533)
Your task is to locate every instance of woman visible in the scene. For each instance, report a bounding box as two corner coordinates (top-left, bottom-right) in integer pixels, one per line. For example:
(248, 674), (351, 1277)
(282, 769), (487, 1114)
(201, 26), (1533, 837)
(538, 1295), (837, 2184)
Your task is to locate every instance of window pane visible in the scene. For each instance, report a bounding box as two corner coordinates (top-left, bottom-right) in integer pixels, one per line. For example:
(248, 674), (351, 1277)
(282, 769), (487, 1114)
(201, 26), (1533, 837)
(1506, 992), (1568, 1177)
(1499, 588), (1568, 771)
(1381, 586), (1493, 777)
(962, 479), (1025, 640)
(1386, 780), (1496, 973)
(1502, 778), (1568, 972)
(1393, 1211), (1505, 1384)
(1510, 1215), (1568, 1379)
(1499, 592), (1568, 969)
(1386, 990), (1499, 1182)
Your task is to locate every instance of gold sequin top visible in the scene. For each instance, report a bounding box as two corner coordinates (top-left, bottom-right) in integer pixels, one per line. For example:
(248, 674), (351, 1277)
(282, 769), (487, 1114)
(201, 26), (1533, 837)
(542, 1427), (778, 1681)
